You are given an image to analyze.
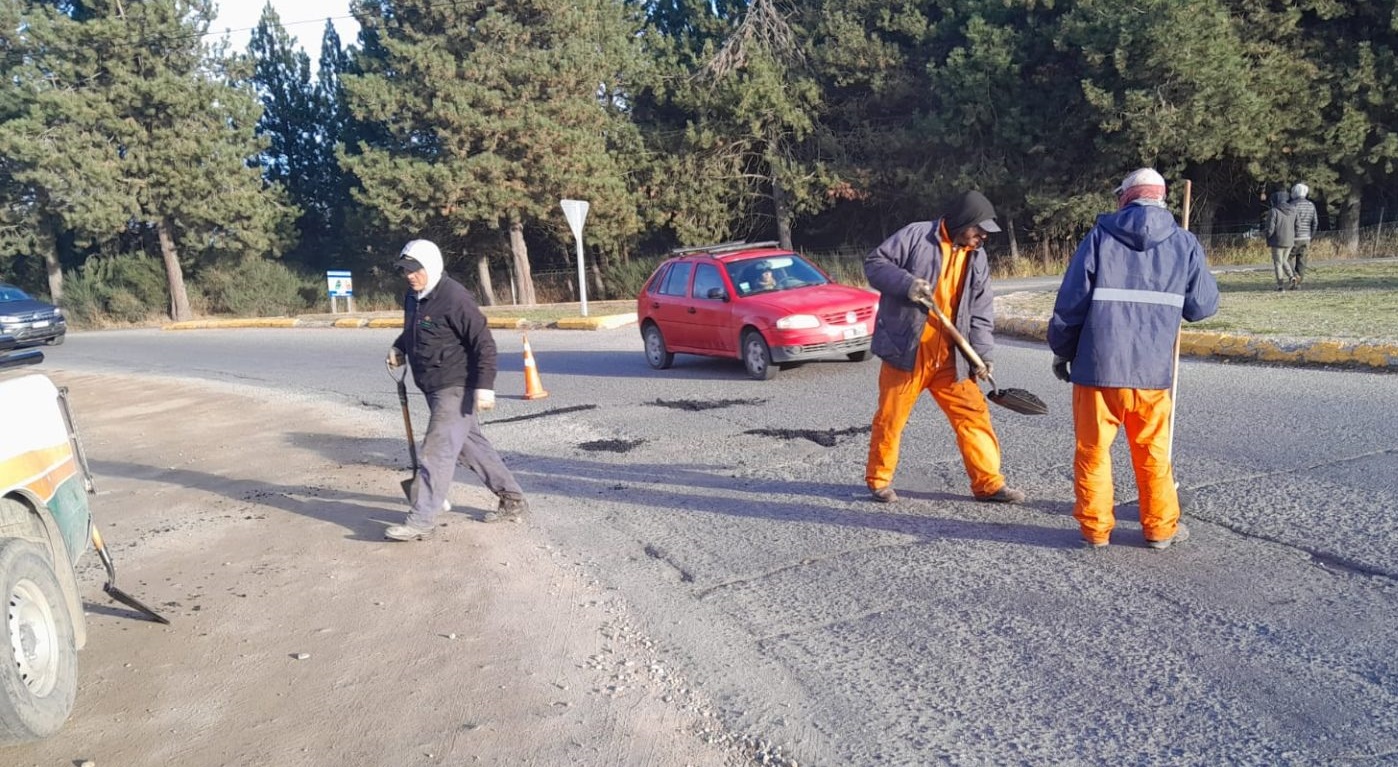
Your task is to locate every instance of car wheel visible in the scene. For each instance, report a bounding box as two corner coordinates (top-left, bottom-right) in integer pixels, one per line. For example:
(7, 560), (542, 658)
(847, 350), (872, 362)
(45, 335), (63, 347)
(0, 537), (78, 744)
(642, 324), (674, 370)
(742, 330), (777, 380)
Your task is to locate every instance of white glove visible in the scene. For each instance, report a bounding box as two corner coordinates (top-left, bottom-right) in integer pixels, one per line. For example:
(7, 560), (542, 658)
(907, 278), (933, 303)
(386, 347), (404, 370)
(475, 389), (496, 412)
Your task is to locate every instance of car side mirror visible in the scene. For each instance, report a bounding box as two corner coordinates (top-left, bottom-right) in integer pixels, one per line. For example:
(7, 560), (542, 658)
(707, 287), (727, 301)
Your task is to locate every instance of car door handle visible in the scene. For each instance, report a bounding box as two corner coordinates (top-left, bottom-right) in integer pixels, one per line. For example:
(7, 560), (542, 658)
(687, 307), (697, 314)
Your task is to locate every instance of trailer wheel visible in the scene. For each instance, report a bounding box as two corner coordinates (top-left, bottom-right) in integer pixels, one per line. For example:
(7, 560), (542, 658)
(0, 537), (77, 744)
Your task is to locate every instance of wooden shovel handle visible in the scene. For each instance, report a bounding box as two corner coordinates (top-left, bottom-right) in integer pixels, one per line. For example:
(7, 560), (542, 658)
(915, 297), (989, 375)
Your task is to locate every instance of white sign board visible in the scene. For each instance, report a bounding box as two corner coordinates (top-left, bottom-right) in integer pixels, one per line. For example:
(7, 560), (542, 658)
(560, 200), (590, 316)
(326, 270), (353, 297)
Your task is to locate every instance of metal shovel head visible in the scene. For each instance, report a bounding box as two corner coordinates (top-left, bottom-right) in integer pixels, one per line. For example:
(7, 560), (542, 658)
(103, 583), (171, 625)
(987, 387), (1049, 416)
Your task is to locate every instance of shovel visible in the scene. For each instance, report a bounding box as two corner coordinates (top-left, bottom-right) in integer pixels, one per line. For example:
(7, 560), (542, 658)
(390, 363), (418, 500)
(90, 525), (170, 625)
(54, 386), (169, 624)
(916, 297), (1048, 416)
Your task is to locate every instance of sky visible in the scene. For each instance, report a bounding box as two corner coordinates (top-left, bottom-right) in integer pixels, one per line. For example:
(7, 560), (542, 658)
(209, 0), (361, 66)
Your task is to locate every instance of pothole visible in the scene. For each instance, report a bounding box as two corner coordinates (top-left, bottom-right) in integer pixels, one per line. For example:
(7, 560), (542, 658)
(578, 438), (646, 453)
(648, 398), (768, 412)
(744, 425), (871, 447)
(486, 404), (598, 424)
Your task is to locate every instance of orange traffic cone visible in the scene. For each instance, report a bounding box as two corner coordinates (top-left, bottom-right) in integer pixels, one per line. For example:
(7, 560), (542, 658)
(522, 333), (548, 400)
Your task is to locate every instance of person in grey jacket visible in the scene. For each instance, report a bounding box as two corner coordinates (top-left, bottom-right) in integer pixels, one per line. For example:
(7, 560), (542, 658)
(862, 190), (1025, 506)
(384, 239), (528, 541)
(1265, 190), (1298, 291)
(1289, 183), (1319, 288)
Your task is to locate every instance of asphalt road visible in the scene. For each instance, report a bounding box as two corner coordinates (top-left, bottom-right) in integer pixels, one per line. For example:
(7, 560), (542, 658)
(44, 326), (1398, 765)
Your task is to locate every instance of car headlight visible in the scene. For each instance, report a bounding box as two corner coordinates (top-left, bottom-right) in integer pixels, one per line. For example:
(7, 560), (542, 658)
(776, 314), (820, 330)
(53, 307), (63, 317)
(0, 315), (19, 323)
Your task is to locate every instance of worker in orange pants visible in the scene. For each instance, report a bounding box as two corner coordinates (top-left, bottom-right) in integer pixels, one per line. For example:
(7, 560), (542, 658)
(1049, 168), (1219, 549)
(863, 190), (1025, 505)
(1071, 386), (1177, 544)
(867, 351), (1009, 500)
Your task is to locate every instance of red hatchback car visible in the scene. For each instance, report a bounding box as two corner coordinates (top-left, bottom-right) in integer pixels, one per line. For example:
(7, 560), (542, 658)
(636, 241), (878, 379)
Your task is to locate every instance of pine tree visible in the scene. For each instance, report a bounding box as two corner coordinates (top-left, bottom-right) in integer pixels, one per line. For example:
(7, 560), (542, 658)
(0, 0), (295, 320)
(344, 0), (647, 305)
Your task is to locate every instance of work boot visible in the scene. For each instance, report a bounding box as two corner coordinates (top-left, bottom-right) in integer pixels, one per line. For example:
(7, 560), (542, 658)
(869, 486), (898, 503)
(385, 522), (435, 541)
(1146, 522), (1190, 550)
(1082, 538), (1108, 550)
(483, 494), (528, 523)
(975, 486), (1026, 504)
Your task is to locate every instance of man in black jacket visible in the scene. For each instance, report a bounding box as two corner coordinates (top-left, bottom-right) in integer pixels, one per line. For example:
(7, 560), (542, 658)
(384, 239), (528, 541)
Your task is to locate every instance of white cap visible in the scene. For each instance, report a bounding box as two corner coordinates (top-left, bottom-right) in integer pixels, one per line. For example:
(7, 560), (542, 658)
(1114, 167), (1167, 195)
(1291, 183), (1309, 199)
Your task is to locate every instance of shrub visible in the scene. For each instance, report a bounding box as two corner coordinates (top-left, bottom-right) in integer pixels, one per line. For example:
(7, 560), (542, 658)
(61, 254), (169, 325)
(196, 259), (313, 317)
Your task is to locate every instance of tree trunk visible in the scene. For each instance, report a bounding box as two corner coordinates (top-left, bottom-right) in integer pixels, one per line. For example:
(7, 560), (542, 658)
(1337, 182), (1362, 257)
(40, 216), (64, 302)
(508, 213), (536, 306)
(770, 132), (793, 250)
(156, 218), (192, 321)
(475, 253), (495, 306)
(590, 246), (606, 300)
(1004, 214), (1020, 266)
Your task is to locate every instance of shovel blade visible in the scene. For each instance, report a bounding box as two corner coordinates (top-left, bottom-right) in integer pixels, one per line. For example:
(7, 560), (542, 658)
(401, 475), (415, 501)
(104, 583), (171, 625)
(988, 387), (1049, 416)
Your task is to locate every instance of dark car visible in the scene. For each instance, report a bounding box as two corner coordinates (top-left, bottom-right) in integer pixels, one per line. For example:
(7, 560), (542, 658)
(0, 283), (66, 347)
(636, 241), (878, 380)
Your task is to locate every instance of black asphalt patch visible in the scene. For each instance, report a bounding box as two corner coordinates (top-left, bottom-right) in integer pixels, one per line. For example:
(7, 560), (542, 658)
(744, 425), (871, 447)
(649, 397), (768, 411)
(485, 404), (598, 425)
(578, 438), (646, 453)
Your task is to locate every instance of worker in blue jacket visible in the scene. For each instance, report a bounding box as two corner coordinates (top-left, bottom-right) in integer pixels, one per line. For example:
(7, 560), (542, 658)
(1048, 168), (1219, 550)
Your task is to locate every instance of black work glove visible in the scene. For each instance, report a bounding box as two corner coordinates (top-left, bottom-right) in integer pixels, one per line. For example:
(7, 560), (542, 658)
(1051, 356), (1071, 383)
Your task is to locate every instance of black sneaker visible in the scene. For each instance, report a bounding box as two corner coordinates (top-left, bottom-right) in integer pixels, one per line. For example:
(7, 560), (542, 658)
(1146, 522), (1190, 550)
(484, 495), (528, 523)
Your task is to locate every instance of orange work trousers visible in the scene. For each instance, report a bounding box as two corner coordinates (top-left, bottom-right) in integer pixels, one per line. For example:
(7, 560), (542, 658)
(866, 360), (1005, 497)
(1072, 385), (1180, 544)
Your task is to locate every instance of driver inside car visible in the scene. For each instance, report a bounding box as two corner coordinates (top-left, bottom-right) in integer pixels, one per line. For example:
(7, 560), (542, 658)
(756, 263), (778, 291)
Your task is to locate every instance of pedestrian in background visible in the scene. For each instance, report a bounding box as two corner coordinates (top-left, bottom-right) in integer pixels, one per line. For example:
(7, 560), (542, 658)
(1265, 190), (1298, 291)
(384, 239), (528, 541)
(1048, 168), (1219, 550)
(862, 190), (1026, 506)
(1289, 183), (1319, 289)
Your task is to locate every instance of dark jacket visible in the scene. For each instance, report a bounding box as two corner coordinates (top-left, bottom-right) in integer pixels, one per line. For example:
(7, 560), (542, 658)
(1265, 192), (1298, 248)
(393, 276), (498, 394)
(1048, 202), (1219, 389)
(864, 220), (995, 376)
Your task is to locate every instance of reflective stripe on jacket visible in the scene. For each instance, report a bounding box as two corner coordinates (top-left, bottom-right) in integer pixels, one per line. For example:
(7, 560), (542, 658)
(864, 219), (995, 375)
(1048, 204), (1220, 389)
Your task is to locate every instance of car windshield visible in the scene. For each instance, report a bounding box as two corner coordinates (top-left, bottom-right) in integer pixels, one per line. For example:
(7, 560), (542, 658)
(0, 286), (31, 302)
(727, 255), (830, 296)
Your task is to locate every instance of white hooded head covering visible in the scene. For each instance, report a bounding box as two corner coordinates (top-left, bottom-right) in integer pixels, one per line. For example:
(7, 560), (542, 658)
(1291, 183), (1309, 200)
(396, 239), (444, 298)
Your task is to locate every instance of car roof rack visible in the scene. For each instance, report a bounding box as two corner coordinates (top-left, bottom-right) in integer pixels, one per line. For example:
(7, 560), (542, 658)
(668, 240), (782, 257)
